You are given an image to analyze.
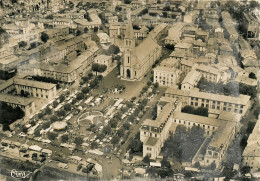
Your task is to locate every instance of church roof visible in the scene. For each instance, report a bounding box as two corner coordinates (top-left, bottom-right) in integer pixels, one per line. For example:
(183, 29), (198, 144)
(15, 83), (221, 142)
(125, 19), (134, 40)
(134, 37), (160, 65)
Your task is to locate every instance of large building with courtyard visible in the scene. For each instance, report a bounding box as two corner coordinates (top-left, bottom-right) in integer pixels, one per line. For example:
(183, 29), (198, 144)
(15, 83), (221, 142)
(140, 97), (241, 169)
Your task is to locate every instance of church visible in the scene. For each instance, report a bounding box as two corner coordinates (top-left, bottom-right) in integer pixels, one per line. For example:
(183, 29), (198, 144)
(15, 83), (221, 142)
(120, 20), (162, 81)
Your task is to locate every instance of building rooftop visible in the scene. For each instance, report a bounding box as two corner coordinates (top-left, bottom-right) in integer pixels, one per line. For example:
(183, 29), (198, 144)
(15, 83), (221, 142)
(144, 137), (159, 146)
(182, 70), (201, 86)
(153, 66), (176, 73)
(165, 87), (251, 105)
(0, 93), (34, 106)
(14, 78), (56, 90)
(209, 121), (237, 149)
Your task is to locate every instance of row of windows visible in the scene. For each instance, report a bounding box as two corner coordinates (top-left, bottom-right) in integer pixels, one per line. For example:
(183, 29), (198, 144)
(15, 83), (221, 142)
(191, 98), (244, 108)
(143, 131), (157, 138)
(18, 85), (48, 92)
(173, 119), (215, 130)
(147, 147), (152, 151)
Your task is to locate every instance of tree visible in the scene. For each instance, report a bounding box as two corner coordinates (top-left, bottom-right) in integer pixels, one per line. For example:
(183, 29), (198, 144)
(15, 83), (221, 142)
(88, 72), (93, 78)
(82, 87), (89, 94)
(143, 155), (150, 163)
(42, 122), (51, 129)
(154, 82), (159, 88)
(99, 65), (107, 73)
(76, 30), (81, 36)
(53, 101), (59, 108)
(109, 118), (118, 128)
(164, 44), (175, 50)
(38, 112), (44, 119)
(103, 125), (111, 135)
(29, 42), (39, 49)
(40, 32), (49, 43)
(18, 41), (27, 48)
(76, 92), (84, 100)
(74, 137), (83, 146)
(151, 106), (157, 120)
(124, 0), (132, 4)
(0, 27), (6, 35)
(92, 63), (99, 75)
(108, 45), (120, 54)
(64, 104), (72, 111)
(94, 27), (98, 32)
(122, 122), (130, 130)
(45, 14), (53, 19)
(161, 158), (171, 168)
(91, 141), (98, 149)
(117, 128), (125, 137)
(84, 27), (89, 33)
(45, 107), (52, 115)
(48, 132), (58, 140)
(50, 115), (58, 123)
(182, 105), (195, 114)
(194, 161), (201, 168)
(59, 95), (65, 102)
(194, 107), (208, 117)
(111, 136), (120, 145)
(128, 138), (142, 153)
(249, 72), (257, 79)
(57, 109), (66, 117)
(210, 161), (216, 170)
(34, 129), (41, 137)
(97, 75), (103, 80)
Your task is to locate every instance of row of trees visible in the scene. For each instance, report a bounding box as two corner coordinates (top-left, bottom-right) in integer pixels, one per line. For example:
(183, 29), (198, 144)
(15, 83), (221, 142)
(92, 63), (107, 75)
(0, 69), (17, 80)
(197, 78), (257, 98)
(0, 102), (25, 131)
(182, 105), (208, 117)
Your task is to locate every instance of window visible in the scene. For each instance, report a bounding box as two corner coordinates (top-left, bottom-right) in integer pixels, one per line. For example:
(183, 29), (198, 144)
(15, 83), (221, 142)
(144, 132), (146, 135)
(128, 57), (130, 63)
(195, 102), (198, 106)
(155, 134), (157, 137)
(191, 102), (194, 105)
(217, 106), (220, 110)
(223, 107), (226, 111)
(224, 102), (227, 106)
(228, 108), (231, 111)
(217, 101), (220, 105)
(212, 105), (215, 109)
(202, 103), (204, 107)
(240, 110), (243, 114)
(213, 101), (216, 104)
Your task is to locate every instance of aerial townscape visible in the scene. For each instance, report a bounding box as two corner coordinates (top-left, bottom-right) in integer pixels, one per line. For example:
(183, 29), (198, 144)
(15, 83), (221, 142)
(0, 0), (259, 180)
